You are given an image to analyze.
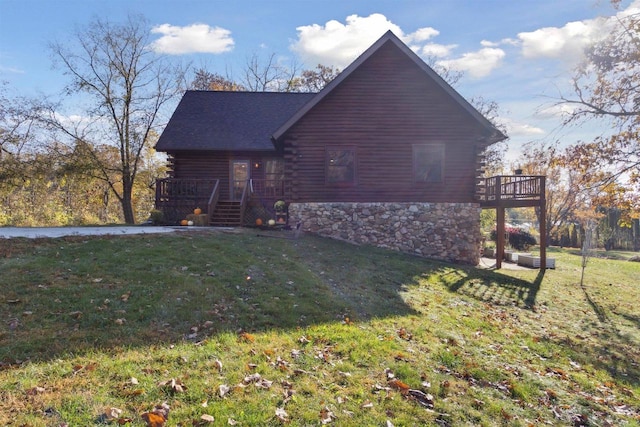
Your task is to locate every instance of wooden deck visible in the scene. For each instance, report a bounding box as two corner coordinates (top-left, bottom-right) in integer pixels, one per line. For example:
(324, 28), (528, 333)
(477, 175), (545, 208)
(477, 175), (547, 270)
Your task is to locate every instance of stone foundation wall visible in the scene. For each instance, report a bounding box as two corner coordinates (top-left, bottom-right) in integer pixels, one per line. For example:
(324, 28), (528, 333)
(289, 202), (482, 265)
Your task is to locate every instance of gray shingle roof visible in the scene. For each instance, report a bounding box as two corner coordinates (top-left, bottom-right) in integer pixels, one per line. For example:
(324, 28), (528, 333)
(155, 91), (316, 152)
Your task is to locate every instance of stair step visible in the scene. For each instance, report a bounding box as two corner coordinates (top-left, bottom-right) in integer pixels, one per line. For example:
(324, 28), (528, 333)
(210, 200), (243, 226)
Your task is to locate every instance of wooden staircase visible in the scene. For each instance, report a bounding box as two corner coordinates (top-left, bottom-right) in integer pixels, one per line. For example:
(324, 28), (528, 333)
(209, 200), (243, 226)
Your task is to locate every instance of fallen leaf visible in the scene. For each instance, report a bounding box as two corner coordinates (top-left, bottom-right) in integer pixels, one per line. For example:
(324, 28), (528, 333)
(397, 327), (412, 341)
(115, 318), (126, 325)
(120, 291), (131, 302)
(407, 389), (435, 409)
(275, 407), (289, 422)
(214, 359), (223, 372)
(26, 386), (45, 395)
(227, 418), (238, 425)
(141, 403), (170, 427)
(320, 406), (335, 424)
(243, 373), (262, 384)
(239, 331), (255, 342)
(361, 400), (374, 408)
(298, 335), (310, 344)
(388, 379), (410, 394)
(158, 378), (186, 393)
(219, 384), (230, 397)
(200, 414), (215, 423)
(104, 407), (123, 421)
(255, 378), (273, 389)
(141, 411), (166, 427)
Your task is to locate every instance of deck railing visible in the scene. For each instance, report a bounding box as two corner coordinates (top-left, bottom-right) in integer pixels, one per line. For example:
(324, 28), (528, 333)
(155, 178), (219, 223)
(249, 179), (287, 199)
(479, 175), (545, 206)
(206, 180), (220, 225)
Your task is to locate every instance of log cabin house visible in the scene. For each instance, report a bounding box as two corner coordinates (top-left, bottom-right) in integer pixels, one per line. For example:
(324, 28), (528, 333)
(155, 31), (546, 266)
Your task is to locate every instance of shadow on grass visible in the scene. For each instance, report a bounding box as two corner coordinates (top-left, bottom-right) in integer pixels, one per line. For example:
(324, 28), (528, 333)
(438, 263), (639, 385)
(0, 232), (424, 364)
(438, 266), (545, 309)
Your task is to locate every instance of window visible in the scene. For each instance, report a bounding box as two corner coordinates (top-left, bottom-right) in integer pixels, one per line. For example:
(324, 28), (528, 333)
(413, 144), (444, 183)
(265, 159), (284, 183)
(326, 147), (356, 184)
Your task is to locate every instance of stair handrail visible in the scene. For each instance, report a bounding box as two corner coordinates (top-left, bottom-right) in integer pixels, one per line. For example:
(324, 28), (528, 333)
(239, 179), (249, 225)
(207, 180), (220, 225)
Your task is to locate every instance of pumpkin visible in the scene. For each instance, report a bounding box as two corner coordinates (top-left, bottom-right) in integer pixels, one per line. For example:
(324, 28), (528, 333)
(193, 207), (202, 215)
(180, 219), (188, 226)
(187, 220), (194, 226)
(268, 219), (276, 226)
(255, 218), (263, 226)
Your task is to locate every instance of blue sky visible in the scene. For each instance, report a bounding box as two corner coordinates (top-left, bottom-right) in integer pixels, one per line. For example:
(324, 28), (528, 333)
(0, 0), (636, 164)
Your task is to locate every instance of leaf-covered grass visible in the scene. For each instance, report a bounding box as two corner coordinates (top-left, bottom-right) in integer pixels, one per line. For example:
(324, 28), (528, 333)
(1, 229), (638, 426)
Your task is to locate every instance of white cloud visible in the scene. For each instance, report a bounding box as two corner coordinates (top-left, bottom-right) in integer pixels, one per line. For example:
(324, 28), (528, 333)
(0, 65), (24, 74)
(405, 27), (440, 43)
(421, 43), (457, 58)
(150, 24), (234, 55)
(291, 13), (453, 70)
(536, 103), (577, 119)
(437, 47), (505, 78)
(518, 20), (604, 61)
(516, 1), (640, 63)
(291, 13), (402, 68)
(499, 117), (546, 137)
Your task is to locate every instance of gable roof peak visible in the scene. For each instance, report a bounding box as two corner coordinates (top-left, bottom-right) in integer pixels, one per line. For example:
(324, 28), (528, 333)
(272, 30), (506, 144)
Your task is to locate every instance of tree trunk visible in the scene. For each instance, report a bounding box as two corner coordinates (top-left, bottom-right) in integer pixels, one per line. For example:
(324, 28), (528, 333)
(121, 182), (135, 224)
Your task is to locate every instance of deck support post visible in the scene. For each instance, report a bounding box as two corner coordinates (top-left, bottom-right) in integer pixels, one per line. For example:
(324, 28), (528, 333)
(496, 206), (505, 269)
(539, 177), (547, 270)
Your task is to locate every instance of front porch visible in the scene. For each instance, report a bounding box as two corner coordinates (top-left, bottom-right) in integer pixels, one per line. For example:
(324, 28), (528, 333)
(155, 178), (288, 226)
(477, 175), (547, 269)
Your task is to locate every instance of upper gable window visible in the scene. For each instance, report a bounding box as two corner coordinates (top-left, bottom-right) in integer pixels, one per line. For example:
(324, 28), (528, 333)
(413, 144), (444, 183)
(326, 147), (356, 184)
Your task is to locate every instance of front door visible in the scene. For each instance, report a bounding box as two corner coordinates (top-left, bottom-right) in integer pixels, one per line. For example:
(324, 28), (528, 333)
(230, 160), (250, 200)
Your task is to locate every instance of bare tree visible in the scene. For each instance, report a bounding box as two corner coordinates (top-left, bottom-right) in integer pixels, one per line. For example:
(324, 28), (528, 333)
(42, 14), (186, 224)
(242, 52), (300, 92)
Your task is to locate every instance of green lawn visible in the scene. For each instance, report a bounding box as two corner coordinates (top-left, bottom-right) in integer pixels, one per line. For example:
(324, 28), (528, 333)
(1, 229), (638, 426)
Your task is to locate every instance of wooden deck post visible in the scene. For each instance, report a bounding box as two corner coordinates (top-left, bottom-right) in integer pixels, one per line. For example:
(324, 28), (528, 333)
(496, 206), (505, 269)
(539, 176), (546, 270)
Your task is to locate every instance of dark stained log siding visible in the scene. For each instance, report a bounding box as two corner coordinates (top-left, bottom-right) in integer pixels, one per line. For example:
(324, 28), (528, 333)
(283, 41), (486, 203)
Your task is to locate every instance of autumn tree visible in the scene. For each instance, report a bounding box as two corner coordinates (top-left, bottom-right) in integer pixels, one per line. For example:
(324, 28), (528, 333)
(558, 9), (640, 200)
(190, 69), (245, 91)
(517, 142), (597, 244)
(41, 15), (186, 224)
(289, 64), (341, 93)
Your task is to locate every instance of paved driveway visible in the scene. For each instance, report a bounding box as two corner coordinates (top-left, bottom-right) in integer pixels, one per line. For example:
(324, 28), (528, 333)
(0, 226), (183, 239)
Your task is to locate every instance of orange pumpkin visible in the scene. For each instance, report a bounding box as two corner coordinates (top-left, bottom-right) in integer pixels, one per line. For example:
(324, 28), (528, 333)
(180, 219), (188, 226)
(255, 218), (263, 226)
(193, 207), (202, 215)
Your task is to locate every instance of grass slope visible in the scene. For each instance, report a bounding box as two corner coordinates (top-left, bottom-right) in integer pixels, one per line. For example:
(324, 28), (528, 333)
(0, 229), (638, 426)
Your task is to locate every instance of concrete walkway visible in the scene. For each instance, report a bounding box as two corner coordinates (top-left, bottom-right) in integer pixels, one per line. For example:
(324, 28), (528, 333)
(477, 256), (535, 270)
(0, 226), (184, 239)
